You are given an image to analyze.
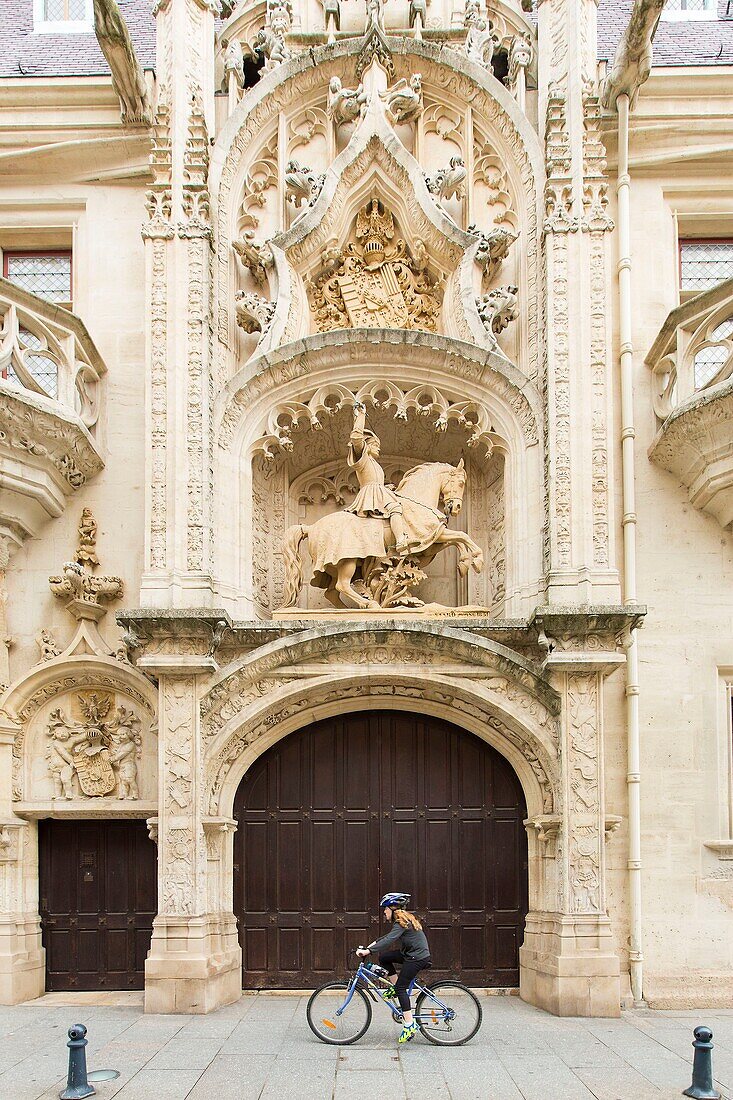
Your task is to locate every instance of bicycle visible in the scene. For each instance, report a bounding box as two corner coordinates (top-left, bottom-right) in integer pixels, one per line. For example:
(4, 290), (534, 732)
(306, 950), (483, 1046)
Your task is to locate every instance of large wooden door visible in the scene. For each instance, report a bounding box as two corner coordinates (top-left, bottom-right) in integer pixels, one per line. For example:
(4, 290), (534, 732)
(234, 711), (528, 988)
(39, 819), (157, 992)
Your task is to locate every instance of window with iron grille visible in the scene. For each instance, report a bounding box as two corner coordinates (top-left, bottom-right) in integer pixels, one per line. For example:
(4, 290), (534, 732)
(679, 240), (733, 293)
(44, 0), (88, 17)
(33, 0), (92, 30)
(3, 252), (72, 309)
(662, 0), (717, 16)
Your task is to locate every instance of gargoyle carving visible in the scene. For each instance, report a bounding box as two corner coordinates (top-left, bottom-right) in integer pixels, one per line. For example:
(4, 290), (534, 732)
(328, 77), (368, 127)
(468, 225), (517, 280)
(382, 74), (423, 124)
(92, 0), (152, 127)
(602, 0), (665, 110)
(476, 285), (519, 344)
(426, 157), (467, 202)
(236, 291), (276, 335)
(285, 160), (325, 208)
(233, 232), (274, 286)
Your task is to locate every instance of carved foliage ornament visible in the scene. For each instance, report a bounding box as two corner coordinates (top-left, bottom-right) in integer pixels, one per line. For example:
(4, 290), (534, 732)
(306, 197), (443, 334)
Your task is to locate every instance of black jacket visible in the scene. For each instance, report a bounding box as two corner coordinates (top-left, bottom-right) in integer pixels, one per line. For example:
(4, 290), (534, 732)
(369, 921), (430, 960)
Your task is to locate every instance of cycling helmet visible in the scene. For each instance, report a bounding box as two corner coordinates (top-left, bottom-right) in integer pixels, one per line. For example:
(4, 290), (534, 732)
(380, 892), (411, 909)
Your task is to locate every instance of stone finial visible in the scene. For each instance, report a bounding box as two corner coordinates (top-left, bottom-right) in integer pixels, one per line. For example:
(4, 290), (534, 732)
(49, 510), (123, 623)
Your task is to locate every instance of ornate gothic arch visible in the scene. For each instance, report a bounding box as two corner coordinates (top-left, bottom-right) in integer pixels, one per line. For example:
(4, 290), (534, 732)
(210, 38), (544, 380)
(201, 623), (560, 818)
(213, 332), (544, 616)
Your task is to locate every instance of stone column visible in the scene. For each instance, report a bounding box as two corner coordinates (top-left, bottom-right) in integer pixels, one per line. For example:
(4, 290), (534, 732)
(521, 610), (632, 1017)
(537, 0), (619, 604)
(141, 657), (241, 1013)
(140, 0), (217, 609)
(0, 716), (44, 1004)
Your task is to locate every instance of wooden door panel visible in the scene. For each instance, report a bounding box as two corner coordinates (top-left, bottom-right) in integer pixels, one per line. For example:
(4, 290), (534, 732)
(234, 711), (527, 988)
(40, 819), (156, 992)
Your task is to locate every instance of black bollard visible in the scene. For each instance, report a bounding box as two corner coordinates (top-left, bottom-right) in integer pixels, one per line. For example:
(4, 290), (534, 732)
(59, 1024), (95, 1100)
(683, 1025), (720, 1100)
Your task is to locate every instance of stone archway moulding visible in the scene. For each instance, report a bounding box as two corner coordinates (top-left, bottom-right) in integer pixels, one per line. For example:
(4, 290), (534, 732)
(217, 330), (542, 457)
(200, 623), (560, 819)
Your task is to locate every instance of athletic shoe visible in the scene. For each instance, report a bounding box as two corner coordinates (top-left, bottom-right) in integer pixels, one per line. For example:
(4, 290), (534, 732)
(398, 1022), (418, 1044)
(381, 984), (397, 999)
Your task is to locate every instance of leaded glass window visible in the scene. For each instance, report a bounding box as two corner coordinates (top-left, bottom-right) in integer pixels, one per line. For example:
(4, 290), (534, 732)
(680, 241), (733, 293)
(662, 0), (716, 13)
(3, 253), (72, 308)
(43, 0), (89, 18)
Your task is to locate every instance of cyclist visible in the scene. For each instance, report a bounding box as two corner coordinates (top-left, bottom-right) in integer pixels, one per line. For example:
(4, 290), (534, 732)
(356, 892), (431, 1045)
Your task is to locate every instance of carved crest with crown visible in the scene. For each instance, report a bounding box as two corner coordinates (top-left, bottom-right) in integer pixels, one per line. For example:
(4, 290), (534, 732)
(305, 196), (443, 333)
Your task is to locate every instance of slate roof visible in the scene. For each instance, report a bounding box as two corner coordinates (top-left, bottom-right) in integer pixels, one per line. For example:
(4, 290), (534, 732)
(0, 0), (156, 79)
(597, 0), (733, 67)
(0, 0), (731, 79)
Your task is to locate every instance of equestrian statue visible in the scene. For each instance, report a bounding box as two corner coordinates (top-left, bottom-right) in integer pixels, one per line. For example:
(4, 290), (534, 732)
(281, 401), (484, 610)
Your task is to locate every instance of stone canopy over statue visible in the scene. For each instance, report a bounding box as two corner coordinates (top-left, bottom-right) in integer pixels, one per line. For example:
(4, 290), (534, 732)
(280, 401), (484, 611)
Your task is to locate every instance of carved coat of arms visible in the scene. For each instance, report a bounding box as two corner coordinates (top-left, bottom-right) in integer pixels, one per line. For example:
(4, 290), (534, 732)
(307, 197), (443, 333)
(46, 692), (142, 801)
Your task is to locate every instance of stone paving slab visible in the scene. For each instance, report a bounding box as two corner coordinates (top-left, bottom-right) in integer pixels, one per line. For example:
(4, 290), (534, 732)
(2, 993), (732, 1100)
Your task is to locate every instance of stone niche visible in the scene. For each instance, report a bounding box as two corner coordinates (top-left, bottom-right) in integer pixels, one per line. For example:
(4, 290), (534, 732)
(250, 399), (506, 617)
(18, 683), (157, 808)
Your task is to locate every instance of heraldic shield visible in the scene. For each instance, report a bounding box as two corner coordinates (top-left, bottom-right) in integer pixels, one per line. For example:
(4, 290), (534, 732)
(72, 728), (117, 797)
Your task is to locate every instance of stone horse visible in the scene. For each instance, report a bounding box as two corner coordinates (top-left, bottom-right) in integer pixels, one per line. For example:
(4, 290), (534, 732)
(281, 459), (484, 610)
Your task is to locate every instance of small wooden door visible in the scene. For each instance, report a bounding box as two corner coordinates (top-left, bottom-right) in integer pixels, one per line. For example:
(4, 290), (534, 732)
(234, 711), (528, 988)
(39, 819), (157, 992)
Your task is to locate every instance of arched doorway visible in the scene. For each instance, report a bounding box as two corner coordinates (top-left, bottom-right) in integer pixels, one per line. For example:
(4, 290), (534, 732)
(233, 710), (528, 988)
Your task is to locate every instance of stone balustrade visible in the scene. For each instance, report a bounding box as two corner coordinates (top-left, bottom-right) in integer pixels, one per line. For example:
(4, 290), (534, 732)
(646, 276), (733, 530)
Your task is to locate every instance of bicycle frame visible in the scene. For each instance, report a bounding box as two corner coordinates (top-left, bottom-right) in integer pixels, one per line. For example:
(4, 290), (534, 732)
(335, 963), (456, 1023)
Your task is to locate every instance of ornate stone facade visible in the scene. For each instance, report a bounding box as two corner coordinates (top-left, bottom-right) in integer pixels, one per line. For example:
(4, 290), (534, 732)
(0, 0), (730, 1020)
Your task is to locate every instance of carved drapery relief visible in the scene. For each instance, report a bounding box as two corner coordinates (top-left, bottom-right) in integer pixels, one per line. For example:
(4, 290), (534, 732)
(46, 692), (142, 800)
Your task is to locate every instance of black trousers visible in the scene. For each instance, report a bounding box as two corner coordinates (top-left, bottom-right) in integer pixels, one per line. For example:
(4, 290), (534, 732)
(378, 950), (432, 1012)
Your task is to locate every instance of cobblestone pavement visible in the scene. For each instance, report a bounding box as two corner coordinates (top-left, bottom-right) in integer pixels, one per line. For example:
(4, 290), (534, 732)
(1, 992), (731, 1100)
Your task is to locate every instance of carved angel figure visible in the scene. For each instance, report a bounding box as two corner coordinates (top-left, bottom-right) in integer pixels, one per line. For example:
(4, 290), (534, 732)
(382, 74), (423, 124)
(108, 707), (142, 800)
(476, 285), (519, 339)
(92, 0), (152, 126)
(465, 13), (495, 69)
(426, 156), (467, 202)
(328, 77), (368, 126)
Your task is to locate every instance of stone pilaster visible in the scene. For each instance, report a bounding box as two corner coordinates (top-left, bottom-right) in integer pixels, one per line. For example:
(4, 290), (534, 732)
(141, 656), (241, 1013)
(0, 719), (44, 1004)
(520, 609), (631, 1016)
(537, 0), (619, 604)
(141, 0), (217, 608)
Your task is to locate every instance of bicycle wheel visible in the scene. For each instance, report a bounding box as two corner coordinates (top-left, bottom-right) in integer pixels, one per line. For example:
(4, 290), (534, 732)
(306, 981), (372, 1045)
(415, 980), (483, 1046)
